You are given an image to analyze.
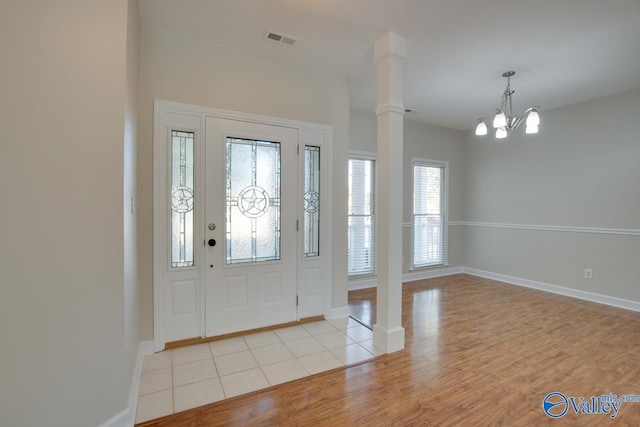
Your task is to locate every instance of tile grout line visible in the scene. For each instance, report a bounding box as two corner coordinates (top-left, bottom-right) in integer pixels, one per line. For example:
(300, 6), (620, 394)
(246, 334), (269, 388)
(207, 340), (224, 399)
(254, 332), (295, 388)
(258, 334), (313, 385)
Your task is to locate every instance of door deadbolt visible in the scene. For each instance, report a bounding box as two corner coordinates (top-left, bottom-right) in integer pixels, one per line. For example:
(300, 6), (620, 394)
(208, 223), (216, 231)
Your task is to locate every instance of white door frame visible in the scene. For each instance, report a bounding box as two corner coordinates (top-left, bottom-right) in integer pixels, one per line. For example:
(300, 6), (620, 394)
(153, 100), (333, 351)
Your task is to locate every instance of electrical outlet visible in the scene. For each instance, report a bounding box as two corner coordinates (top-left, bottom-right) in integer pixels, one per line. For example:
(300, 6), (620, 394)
(584, 268), (593, 279)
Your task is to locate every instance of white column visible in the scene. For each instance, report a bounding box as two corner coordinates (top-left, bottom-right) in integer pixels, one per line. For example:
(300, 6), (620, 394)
(373, 32), (406, 353)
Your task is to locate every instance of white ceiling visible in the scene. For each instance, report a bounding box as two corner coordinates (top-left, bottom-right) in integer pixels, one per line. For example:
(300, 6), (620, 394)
(138, 0), (640, 131)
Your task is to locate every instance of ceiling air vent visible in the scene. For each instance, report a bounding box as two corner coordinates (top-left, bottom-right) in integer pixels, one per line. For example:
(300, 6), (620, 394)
(265, 31), (297, 46)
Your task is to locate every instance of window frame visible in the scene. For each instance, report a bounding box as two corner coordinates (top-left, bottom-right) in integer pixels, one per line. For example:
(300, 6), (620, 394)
(347, 151), (377, 277)
(411, 158), (449, 270)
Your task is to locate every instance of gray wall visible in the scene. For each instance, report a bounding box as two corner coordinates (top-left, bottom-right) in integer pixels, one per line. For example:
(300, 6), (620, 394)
(0, 1), (136, 426)
(350, 89), (640, 305)
(463, 89), (640, 302)
(125, 0), (142, 390)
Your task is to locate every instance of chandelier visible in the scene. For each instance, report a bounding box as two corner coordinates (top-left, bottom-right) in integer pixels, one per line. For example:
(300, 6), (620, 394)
(475, 71), (540, 138)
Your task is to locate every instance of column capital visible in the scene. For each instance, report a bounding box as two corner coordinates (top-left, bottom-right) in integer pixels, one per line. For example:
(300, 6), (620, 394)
(374, 32), (407, 62)
(376, 103), (405, 116)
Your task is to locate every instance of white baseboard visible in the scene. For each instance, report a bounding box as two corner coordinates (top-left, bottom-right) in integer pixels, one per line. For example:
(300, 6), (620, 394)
(347, 267), (465, 292)
(346, 266), (639, 313)
(402, 266), (464, 283)
(99, 340), (154, 427)
(99, 409), (129, 427)
(327, 306), (350, 319)
(463, 267), (640, 313)
(348, 276), (377, 291)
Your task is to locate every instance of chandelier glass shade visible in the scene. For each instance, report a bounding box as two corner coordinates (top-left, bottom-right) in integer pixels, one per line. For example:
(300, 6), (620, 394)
(475, 71), (540, 138)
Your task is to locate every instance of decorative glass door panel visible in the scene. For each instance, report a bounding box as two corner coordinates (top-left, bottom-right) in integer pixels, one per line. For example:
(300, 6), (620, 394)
(226, 138), (281, 264)
(170, 130), (195, 268)
(303, 145), (320, 257)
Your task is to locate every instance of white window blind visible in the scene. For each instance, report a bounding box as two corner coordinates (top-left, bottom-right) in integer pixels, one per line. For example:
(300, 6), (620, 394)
(348, 157), (376, 276)
(413, 160), (447, 268)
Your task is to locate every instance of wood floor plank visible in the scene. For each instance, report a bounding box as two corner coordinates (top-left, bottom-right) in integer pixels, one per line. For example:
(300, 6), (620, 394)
(138, 274), (640, 426)
(348, 286), (377, 327)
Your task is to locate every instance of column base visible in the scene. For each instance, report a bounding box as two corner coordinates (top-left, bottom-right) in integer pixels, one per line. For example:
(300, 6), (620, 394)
(326, 306), (349, 320)
(373, 324), (405, 354)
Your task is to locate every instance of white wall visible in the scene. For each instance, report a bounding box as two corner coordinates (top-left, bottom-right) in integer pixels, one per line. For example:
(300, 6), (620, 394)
(137, 27), (351, 337)
(463, 89), (640, 302)
(0, 1), (133, 426)
(349, 109), (379, 152)
(348, 110), (466, 280)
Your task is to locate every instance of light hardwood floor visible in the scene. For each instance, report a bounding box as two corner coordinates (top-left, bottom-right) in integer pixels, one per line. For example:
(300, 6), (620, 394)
(138, 274), (640, 426)
(348, 286), (377, 328)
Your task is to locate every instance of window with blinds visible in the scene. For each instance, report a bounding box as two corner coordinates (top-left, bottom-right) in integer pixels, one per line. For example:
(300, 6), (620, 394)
(348, 157), (376, 276)
(413, 160), (447, 268)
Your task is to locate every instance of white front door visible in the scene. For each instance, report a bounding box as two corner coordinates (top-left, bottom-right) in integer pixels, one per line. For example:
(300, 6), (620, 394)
(204, 117), (298, 336)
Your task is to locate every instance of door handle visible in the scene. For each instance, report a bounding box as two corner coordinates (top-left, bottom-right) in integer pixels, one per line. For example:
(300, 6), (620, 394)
(208, 239), (216, 247)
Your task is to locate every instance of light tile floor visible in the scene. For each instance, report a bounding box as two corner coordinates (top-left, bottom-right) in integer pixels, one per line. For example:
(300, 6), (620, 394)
(136, 317), (381, 424)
